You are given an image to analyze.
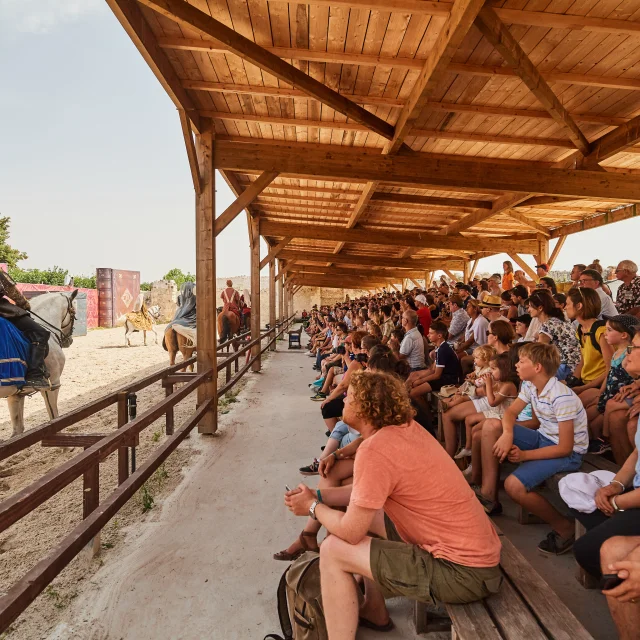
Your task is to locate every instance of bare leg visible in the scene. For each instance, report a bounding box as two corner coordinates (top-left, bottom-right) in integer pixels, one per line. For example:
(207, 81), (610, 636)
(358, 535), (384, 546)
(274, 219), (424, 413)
(320, 438), (340, 460)
(600, 536), (640, 640)
(324, 417), (339, 431)
(441, 402), (480, 458)
(505, 475), (573, 538)
(610, 410), (635, 465)
(321, 368), (335, 394)
(480, 419), (503, 502)
(470, 424), (484, 485)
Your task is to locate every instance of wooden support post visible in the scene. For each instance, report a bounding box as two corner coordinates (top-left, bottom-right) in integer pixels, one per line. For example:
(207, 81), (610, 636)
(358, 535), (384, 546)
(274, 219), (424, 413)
(83, 458), (101, 556)
(538, 237), (550, 266)
(469, 259), (479, 280)
(269, 259), (276, 351)
(278, 258), (284, 323)
(443, 268), (457, 282)
(195, 122), (218, 434)
(251, 216), (261, 371)
(548, 236), (566, 270)
(463, 261), (471, 283)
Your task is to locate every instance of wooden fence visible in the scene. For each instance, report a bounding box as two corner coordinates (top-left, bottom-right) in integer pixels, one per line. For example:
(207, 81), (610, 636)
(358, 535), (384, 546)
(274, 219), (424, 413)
(0, 314), (296, 632)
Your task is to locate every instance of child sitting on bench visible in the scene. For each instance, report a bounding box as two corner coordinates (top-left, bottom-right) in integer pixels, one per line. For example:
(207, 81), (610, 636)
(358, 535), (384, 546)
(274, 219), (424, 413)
(478, 343), (588, 555)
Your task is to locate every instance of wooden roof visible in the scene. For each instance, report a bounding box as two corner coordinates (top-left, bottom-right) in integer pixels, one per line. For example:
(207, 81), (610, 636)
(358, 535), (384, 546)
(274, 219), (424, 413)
(108, 0), (640, 288)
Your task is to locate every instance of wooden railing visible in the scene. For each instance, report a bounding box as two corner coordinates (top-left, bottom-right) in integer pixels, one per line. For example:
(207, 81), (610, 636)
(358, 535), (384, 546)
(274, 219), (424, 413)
(0, 314), (296, 632)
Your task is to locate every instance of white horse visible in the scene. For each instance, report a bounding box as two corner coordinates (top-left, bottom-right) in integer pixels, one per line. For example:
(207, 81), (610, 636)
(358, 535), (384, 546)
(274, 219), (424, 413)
(123, 305), (161, 346)
(0, 290), (77, 438)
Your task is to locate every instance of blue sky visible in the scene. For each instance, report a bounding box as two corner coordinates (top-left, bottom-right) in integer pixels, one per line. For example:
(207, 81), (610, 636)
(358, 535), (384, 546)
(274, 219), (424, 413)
(1, 1), (639, 283)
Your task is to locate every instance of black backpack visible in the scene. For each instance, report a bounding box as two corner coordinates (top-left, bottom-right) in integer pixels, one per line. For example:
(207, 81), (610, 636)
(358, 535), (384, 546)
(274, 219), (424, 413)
(577, 319), (606, 353)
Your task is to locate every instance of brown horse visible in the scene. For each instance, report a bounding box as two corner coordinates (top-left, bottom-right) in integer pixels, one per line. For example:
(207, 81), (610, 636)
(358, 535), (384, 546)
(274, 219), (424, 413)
(218, 308), (241, 343)
(163, 327), (195, 372)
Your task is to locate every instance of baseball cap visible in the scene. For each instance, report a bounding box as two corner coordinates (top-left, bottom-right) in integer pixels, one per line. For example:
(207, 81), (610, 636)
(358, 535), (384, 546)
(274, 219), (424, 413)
(603, 314), (640, 335)
(415, 294), (427, 304)
(535, 263), (549, 270)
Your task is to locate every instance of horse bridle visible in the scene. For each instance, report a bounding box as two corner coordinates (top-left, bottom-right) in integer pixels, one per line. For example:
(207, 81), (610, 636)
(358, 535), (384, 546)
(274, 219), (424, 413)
(29, 293), (77, 348)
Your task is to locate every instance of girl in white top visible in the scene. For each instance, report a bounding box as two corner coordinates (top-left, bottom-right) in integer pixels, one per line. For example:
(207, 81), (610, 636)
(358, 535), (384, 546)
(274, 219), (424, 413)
(455, 353), (519, 459)
(443, 345), (495, 410)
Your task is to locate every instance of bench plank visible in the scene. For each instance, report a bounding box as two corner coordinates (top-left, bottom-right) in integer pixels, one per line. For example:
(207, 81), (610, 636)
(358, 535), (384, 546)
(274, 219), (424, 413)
(498, 531), (594, 640)
(483, 574), (548, 640)
(445, 601), (502, 639)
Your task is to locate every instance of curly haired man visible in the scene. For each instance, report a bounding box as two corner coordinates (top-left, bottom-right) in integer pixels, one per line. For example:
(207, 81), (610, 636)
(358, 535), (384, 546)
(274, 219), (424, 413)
(284, 371), (502, 638)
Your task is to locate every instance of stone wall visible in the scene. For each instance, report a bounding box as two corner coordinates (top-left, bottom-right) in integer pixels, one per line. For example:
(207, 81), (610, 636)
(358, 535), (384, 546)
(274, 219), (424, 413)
(144, 280), (178, 323)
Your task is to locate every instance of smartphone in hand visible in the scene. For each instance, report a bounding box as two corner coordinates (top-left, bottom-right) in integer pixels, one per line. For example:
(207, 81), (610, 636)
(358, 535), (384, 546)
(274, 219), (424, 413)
(601, 574), (624, 591)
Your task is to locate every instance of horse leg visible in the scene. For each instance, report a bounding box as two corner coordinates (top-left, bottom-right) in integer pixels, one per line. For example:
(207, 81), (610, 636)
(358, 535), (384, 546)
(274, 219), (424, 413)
(165, 329), (178, 366)
(42, 388), (60, 420)
(7, 394), (25, 437)
(143, 331), (147, 346)
(152, 327), (159, 344)
(184, 347), (195, 372)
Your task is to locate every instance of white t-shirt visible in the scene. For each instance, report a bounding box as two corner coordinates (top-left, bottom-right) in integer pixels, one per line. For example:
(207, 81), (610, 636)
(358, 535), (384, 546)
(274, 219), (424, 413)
(465, 315), (489, 349)
(518, 377), (588, 454)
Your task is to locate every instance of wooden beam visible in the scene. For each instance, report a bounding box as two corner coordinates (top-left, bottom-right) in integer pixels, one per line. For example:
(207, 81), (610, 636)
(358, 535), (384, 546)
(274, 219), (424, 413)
(281, 260), (298, 275)
(260, 237), (292, 270)
(548, 236), (566, 270)
(384, 0), (485, 154)
(549, 204), (638, 238)
(582, 114), (640, 169)
(508, 254), (538, 283)
(107, 0), (201, 132)
(443, 269), (457, 282)
(178, 110), (201, 195)
(441, 193), (533, 235)
(215, 141), (640, 202)
(291, 266), (435, 279)
(194, 123), (217, 434)
(469, 259), (479, 280)
(214, 170), (279, 236)
(160, 38), (640, 92)
(410, 129), (575, 149)
(278, 249), (465, 270)
(138, 0), (394, 140)
(504, 210), (550, 236)
(475, 6), (590, 156)
(260, 220), (538, 253)
(250, 217), (261, 371)
(371, 192), (492, 209)
(346, 181), (378, 229)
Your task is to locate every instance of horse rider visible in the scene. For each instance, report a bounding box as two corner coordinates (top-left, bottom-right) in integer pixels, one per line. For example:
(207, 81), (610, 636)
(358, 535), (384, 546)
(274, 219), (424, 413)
(0, 270), (50, 389)
(239, 288), (251, 331)
(220, 280), (241, 321)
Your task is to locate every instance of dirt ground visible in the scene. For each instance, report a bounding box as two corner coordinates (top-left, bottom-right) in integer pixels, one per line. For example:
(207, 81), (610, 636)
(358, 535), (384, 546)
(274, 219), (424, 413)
(0, 325), (256, 639)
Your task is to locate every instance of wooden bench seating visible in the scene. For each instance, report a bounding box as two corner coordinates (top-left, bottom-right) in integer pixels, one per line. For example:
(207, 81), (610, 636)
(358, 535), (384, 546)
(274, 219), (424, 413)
(288, 326), (303, 349)
(415, 525), (594, 639)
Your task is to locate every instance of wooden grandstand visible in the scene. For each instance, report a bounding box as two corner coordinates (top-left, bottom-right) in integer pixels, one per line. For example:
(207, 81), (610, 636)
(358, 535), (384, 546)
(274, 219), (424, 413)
(108, 0), (640, 431)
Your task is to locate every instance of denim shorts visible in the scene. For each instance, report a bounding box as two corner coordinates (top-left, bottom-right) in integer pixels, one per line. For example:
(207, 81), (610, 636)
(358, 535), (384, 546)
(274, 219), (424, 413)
(329, 421), (359, 447)
(510, 425), (583, 491)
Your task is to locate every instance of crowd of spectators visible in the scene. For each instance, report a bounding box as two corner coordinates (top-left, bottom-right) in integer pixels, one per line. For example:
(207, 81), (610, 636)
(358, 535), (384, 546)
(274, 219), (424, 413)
(279, 258), (640, 639)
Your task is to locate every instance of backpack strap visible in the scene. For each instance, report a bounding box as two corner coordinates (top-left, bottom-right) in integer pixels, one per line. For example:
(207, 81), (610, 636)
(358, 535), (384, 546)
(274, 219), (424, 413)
(275, 566), (294, 640)
(578, 319), (606, 354)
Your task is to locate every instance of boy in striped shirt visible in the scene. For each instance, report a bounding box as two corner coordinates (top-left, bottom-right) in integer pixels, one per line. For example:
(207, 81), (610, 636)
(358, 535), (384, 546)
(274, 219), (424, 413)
(480, 343), (588, 555)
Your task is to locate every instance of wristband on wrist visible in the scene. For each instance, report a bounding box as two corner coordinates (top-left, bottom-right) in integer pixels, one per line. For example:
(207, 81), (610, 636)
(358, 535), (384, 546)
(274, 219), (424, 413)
(316, 489), (323, 503)
(332, 452), (339, 460)
(611, 480), (626, 492)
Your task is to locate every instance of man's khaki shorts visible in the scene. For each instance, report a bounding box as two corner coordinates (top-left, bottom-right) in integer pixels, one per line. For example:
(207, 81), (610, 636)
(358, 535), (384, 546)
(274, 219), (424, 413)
(369, 516), (503, 605)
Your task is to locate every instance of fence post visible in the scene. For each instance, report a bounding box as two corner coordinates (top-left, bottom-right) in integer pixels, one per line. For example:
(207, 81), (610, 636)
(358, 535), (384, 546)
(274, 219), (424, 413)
(83, 452), (100, 557)
(165, 381), (175, 436)
(117, 392), (129, 485)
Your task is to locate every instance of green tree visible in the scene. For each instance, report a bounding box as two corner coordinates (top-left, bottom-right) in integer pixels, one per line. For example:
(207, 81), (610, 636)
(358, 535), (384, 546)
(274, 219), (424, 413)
(163, 268), (196, 289)
(0, 217), (28, 268)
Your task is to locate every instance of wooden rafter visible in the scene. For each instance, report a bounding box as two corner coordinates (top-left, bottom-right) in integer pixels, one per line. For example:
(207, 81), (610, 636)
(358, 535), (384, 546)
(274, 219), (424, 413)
(260, 220), (539, 253)
(138, 0), (394, 140)
(160, 38), (640, 92)
(384, 0), (486, 154)
(371, 193), (492, 209)
(259, 237), (292, 270)
(548, 237), (566, 270)
(291, 267), (433, 279)
(508, 254), (538, 282)
(214, 171), (279, 236)
(278, 250), (465, 269)
(504, 210), (550, 236)
(178, 110), (201, 195)
(215, 141), (640, 201)
(106, 0), (201, 132)
(582, 114), (640, 169)
(549, 204), (638, 238)
(475, 6), (590, 156)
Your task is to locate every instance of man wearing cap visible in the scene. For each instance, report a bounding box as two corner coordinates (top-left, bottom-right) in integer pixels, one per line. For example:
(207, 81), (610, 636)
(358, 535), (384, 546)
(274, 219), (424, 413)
(415, 294), (432, 336)
(479, 296), (510, 324)
(578, 269), (618, 319)
(457, 284), (475, 309)
(536, 263), (550, 279)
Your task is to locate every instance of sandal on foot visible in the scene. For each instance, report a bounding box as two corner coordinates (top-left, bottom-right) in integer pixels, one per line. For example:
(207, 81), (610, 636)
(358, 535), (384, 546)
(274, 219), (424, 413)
(273, 532), (318, 562)
(359, 617), (394, 632)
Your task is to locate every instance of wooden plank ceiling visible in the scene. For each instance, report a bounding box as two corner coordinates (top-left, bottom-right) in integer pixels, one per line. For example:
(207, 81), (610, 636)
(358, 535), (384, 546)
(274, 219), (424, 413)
(109, 0), (640, 288)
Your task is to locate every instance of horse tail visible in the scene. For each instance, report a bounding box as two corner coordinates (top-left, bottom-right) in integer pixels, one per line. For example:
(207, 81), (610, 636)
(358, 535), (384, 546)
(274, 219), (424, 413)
(222, 314), (230, 342)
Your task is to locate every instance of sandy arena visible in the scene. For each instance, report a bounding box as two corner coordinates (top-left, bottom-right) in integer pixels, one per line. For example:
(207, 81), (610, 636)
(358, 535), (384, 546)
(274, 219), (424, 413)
(0, 325), (236, 639)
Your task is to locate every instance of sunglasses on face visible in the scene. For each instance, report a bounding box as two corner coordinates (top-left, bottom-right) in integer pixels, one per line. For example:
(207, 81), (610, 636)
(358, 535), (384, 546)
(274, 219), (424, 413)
(626, 345), (640, 354)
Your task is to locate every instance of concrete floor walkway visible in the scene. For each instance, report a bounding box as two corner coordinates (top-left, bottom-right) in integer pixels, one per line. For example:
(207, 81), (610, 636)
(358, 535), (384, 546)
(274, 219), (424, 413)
(53, 335), (615, 639)
(52, 338), (418, 640)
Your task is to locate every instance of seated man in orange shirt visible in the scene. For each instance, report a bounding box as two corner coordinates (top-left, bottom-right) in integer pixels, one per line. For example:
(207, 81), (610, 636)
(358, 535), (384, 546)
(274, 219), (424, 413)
(285, 371), (502, 638)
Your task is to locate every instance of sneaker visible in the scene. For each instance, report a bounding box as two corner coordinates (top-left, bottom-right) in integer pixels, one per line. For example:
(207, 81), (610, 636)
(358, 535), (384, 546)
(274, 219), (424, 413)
(454, 447), (472, 460)
(473, 487), (503, 515)
(462, 463), (473, 477)
(310, 392), (326, 401)
(300, 459), (320, 475)
(537, 531), (575, 555)
(588, 437), (611, 455)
